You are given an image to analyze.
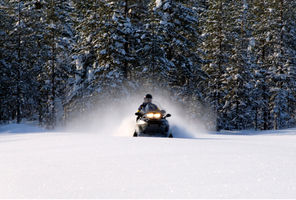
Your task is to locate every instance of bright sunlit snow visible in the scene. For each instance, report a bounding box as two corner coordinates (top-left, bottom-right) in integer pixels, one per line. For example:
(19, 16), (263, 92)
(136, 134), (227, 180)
(0, 123), (296, 198)
(155, 0), (162, 8)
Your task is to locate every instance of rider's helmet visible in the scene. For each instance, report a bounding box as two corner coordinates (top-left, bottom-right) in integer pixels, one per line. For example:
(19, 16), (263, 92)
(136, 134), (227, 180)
(144, 94), (152, 103)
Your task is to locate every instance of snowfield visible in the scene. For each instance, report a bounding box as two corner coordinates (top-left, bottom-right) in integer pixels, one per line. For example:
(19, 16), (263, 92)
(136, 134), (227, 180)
(1, 124), (296, 198)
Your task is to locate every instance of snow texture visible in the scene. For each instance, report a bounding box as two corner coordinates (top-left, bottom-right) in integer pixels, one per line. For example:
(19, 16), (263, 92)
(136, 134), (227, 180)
(0, 123), (296, 198)
(155, 0), (162, 9)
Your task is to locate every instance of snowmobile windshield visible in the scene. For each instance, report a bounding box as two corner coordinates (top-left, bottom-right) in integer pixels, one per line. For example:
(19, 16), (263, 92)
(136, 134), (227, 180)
(143, 103), (159, 113)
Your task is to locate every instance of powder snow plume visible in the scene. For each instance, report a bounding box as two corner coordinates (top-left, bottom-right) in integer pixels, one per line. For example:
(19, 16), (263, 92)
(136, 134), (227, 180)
(65, 89), (210, 139)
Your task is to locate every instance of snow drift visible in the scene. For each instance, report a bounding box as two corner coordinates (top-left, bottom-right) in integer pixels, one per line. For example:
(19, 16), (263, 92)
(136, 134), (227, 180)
(1, 124), (296, 198)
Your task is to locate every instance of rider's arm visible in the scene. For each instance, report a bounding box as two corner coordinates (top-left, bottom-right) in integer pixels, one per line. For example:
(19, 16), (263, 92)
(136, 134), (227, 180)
(137, 104), (145, 115)
(154, 104), (160, 111)
(157, 105), (160, 111)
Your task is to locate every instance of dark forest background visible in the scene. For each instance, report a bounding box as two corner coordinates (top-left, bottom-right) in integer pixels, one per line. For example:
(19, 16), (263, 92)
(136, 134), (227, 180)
(1, 0), (296, 131)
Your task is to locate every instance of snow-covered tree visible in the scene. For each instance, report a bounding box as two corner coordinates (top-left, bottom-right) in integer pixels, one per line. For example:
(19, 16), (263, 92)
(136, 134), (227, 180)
(217, 0), (255, 130)
(2, 0), (296, 131)
(201, 0), (230, 130)
(66, 0), (139, 119)
(152, 0), (206, 119)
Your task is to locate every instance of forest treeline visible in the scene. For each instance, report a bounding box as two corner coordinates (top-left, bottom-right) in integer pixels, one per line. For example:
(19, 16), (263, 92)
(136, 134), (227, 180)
(1, 0), (296, 131)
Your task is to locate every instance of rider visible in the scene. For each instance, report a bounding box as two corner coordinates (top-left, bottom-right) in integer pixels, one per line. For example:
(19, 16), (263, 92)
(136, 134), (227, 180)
(137, 94), (159, 118)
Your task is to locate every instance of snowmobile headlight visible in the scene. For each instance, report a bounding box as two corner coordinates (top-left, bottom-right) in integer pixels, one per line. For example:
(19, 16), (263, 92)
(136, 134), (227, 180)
(154, 113), (161, 119)
(146, 113), (154, 119)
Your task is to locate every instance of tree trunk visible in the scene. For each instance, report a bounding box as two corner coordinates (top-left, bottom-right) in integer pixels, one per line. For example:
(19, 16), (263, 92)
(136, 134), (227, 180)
(123, 0), (129, 79)
(215, 0), (223, 131)
(16, 0), (22, 124)
(50, 0), (56, 128)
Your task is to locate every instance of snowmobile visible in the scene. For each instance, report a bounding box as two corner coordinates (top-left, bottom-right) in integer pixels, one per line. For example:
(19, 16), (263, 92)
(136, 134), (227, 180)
(133, 105), (173, 138)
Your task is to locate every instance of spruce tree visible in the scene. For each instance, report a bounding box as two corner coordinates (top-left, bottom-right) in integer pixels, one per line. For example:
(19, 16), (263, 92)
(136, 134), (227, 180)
(219, 0), (255, 130)
(201, 0), (229, 130)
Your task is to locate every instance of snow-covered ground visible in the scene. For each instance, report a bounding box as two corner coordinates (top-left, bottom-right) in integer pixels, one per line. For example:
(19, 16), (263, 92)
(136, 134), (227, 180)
(0, 123), (296, 198)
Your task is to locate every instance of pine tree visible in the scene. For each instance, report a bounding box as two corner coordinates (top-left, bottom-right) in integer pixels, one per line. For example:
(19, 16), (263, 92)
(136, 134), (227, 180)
(67, 0), (139, 118)
(267, 0), (288, 129)
(218, 0), (255, 130)
(0, 0), (74, 127)
(152, 0), (206, 119)
(248, 0), (273, 130)
(284, 1), (296, 127)
(2, 0), (296, 130)
(3, 0), (40, 123)
(201, 0), (229, 130)
(0, 0), (13, 122)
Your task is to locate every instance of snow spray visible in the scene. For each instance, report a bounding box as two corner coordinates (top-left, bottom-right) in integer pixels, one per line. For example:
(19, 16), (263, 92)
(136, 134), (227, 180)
(65, 88), (210, 139)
